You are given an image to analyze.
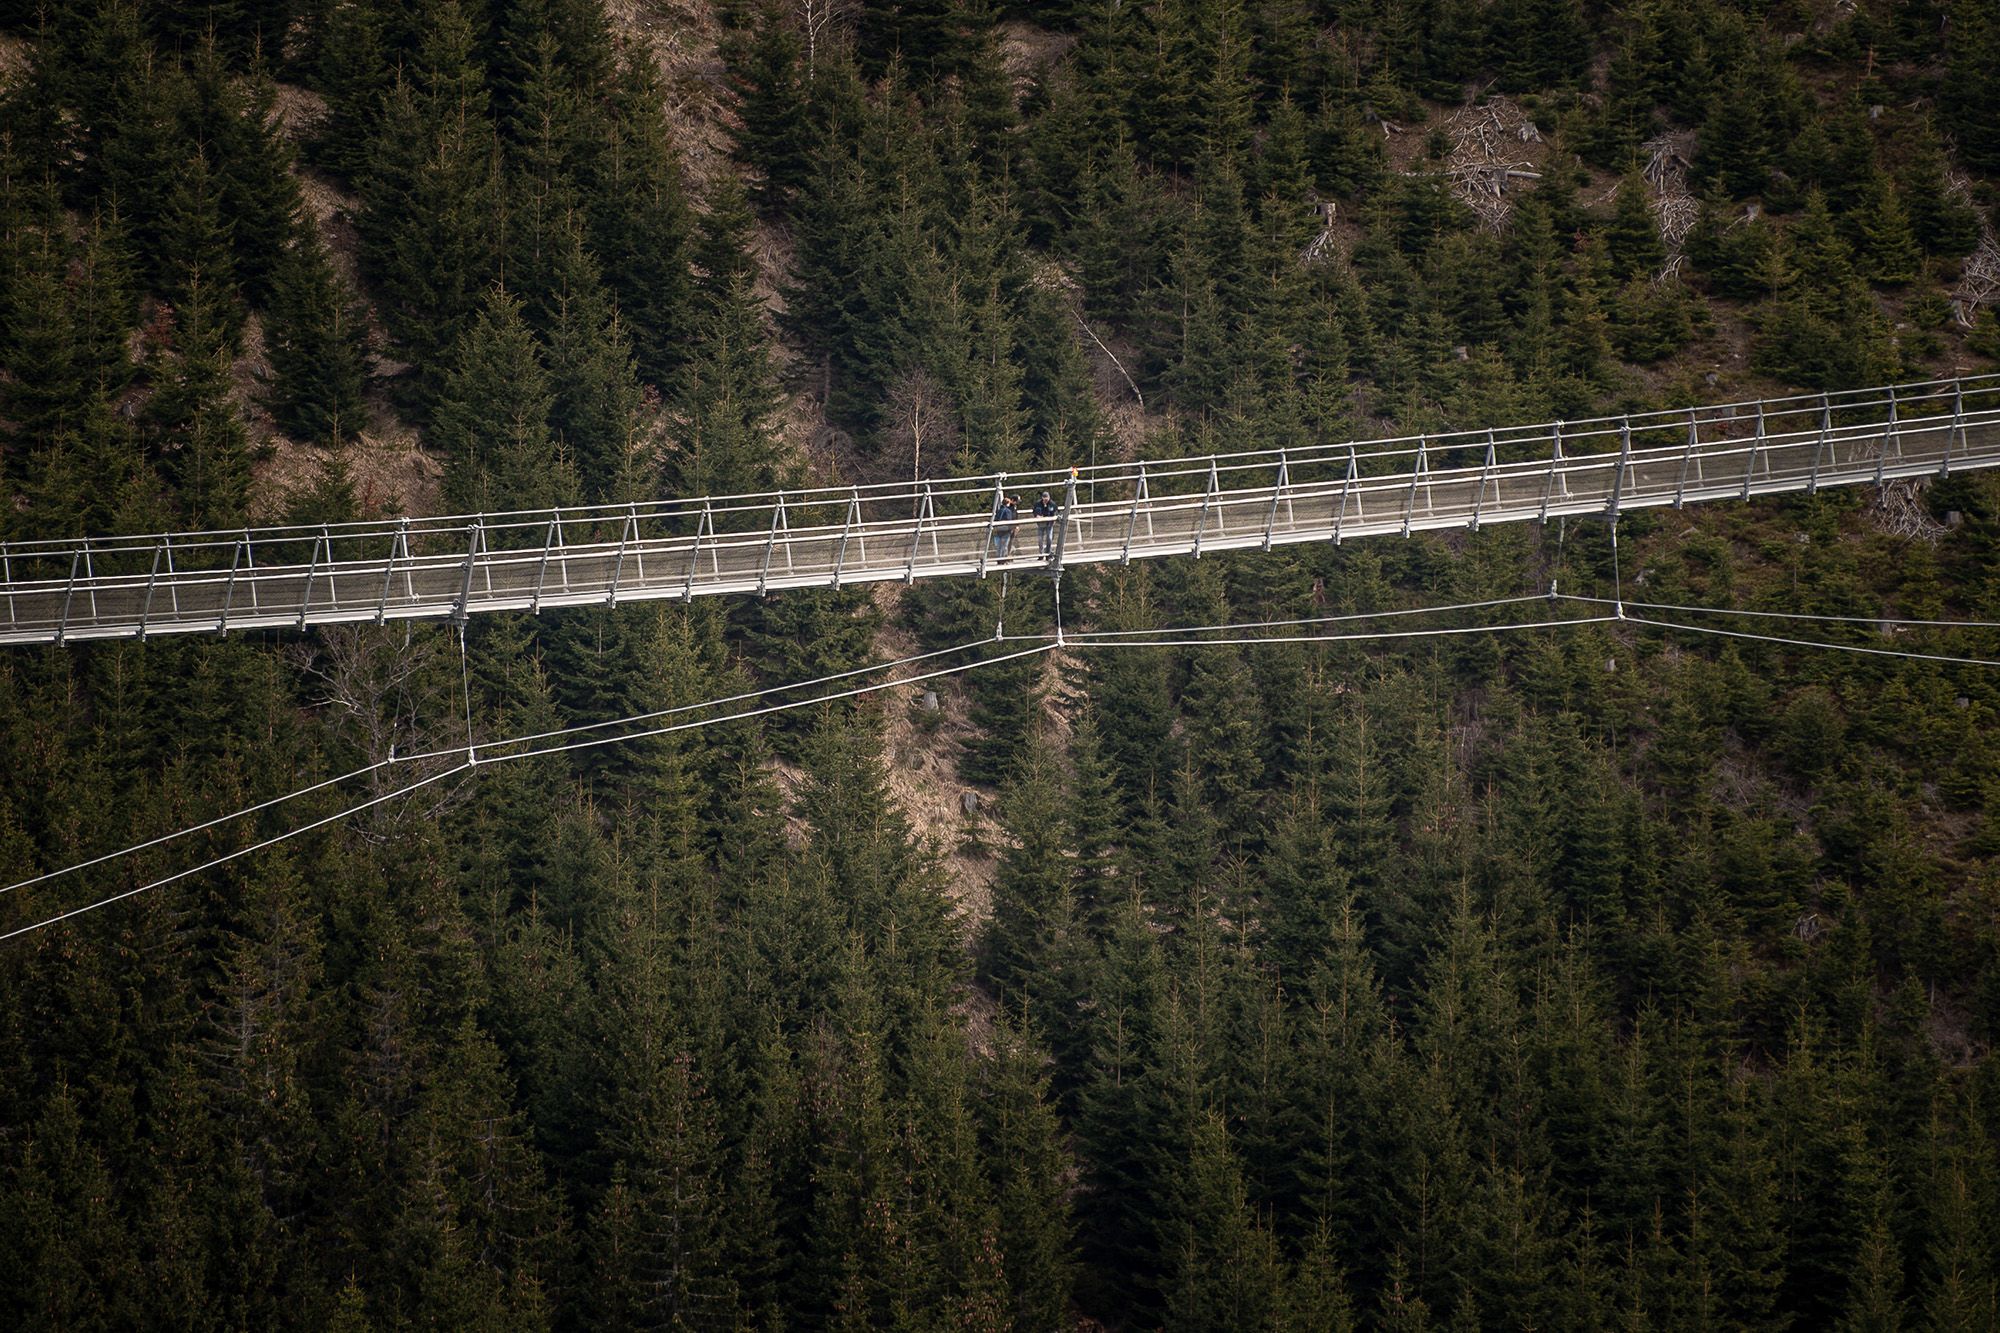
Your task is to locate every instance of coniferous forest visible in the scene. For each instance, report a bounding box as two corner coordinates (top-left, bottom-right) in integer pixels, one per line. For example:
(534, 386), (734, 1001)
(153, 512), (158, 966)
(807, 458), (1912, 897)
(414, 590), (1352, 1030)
(6, 0), (2000, 1327)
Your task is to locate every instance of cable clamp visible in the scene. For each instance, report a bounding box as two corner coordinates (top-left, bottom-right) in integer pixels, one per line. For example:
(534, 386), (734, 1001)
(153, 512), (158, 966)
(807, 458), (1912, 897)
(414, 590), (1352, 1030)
(1547, 579), (1558, 600)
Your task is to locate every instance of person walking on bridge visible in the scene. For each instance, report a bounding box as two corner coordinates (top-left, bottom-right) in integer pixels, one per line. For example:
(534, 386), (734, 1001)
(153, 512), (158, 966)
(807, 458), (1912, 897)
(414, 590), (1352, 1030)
(992, 494), (1019, 560)
(1033, 490), (1058, 556)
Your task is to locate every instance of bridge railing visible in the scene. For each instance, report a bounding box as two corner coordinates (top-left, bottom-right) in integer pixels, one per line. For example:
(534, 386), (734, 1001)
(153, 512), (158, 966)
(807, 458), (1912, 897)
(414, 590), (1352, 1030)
(2, 375), (1997, 642)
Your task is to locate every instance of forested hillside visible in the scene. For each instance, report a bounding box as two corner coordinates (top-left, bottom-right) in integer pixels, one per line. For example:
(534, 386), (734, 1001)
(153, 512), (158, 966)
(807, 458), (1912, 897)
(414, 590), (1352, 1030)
(4, 1), (2000, 1327)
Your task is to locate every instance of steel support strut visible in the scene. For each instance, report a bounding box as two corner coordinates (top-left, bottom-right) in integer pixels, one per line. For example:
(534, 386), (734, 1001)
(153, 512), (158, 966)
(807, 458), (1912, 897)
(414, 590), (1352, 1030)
(531, 511), (561, 613)
(1539, 423), (1565, 523)
(453, 523), (483, 623)
(1194, 459), (1219, 557)
(1471, 433), (1495, 532)
(1606, 420), (1632, 522)
(902, 486), (933, 585)
(1743, 403), (1766, 500)
(1334, 448), (1359, 545)
(1402, 438), (1429, 538)
(1675, 411), (1700, 507)
(378, 518), (412, 624)
(1120, 465), (1148, 565)
(1053, 473), (1078, 572)
(977, 475), (1006, 578)
(1263, 453), (1289, 551)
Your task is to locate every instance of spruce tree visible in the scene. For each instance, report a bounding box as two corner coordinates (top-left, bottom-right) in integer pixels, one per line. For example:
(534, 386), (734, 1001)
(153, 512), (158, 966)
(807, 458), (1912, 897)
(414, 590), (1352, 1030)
(590, 52), (698, 391)
(260, 222), (369, 444)
(431, 287), (572, 513)
(669, 273), (785, 501)
(537, 230), (646, 502)
(147, 274), (254, 530)
(982, 1009), (1079, 1331)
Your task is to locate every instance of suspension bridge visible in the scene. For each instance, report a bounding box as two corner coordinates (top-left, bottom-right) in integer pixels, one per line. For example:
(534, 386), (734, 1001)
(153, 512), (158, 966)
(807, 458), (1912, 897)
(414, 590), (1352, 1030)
(3, 375), (1998, 646)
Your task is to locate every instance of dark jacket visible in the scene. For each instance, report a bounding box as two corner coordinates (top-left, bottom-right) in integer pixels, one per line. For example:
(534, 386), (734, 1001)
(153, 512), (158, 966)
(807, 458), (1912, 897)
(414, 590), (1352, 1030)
(1032, 497), (1057, 519)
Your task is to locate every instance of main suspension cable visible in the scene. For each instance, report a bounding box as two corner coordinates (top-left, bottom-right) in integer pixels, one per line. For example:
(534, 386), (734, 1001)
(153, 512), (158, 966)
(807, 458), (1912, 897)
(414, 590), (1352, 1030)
(1061, 593), (1546, 639)
(0, 632), (1045, 901)
(0, 641), (1062, 944)
(1563, 594), (2000, 631)
(1620, 613), (2000, 669)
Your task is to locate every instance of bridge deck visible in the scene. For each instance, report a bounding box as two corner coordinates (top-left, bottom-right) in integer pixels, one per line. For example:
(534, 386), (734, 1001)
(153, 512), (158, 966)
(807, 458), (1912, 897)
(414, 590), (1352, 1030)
(4, 377), (1998, 644)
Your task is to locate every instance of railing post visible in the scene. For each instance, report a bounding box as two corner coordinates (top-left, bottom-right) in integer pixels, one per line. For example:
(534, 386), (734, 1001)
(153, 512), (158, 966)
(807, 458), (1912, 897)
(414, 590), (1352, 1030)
(1539, 423), (1565, 523)
(163, 542), (179, 624)
(1471, 432), (1495, 531)
(831, 492), (860, 588)
(1401, 437), (1429, 538)
(1946, 380), (1963, 478)
(1053, 473), (1078, 572)
(1675, 411), (1700, 508)
(531, 510), (560, 613)
(1809, 393), (1830, 494)
(1334, 448), (1359, 545)
(1262, 452), (1289, 551)
(763, 492), (787, 595)
(56, 542), (85, 643)
(1193, 459), (1220, 557)
(902, 486), (934, 585)
(1876, 387), (1897, 487)
(296, 525), (330, 630)
(608, 509), (635, 605)
(977, 474), (1006, 579)
(1120, 465), (1148, 565)
(242, 530), (259, 617)
(1606, 420), (1632, 522)
(1, 543), (12, 631)
(139, 541), (165, 638)
(453, 523), (483, 623)
(683, 502), (713, 600)
(220, 532), (248, 634)
(1742, 403), (1766, 500)
(377, 517), (411, 624)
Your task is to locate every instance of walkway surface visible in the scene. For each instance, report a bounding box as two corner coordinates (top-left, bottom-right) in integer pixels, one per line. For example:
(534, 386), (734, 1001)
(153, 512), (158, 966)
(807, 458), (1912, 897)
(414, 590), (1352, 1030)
(4, 376), (1998, 644)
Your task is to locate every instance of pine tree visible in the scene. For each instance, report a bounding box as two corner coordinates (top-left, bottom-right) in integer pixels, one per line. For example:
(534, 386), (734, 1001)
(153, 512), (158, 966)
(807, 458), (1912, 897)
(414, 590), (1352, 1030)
(260, 221), (369, 443)
(1900, 124), (1982, 260)
(537, 230), (646, 502)
(669, 273), (785, 500)
(982, 1009), (1078, 1330)
(1943, 0), (2000, 173)
(728, 10), (813, 214)
(590, 52), (698, 391)
(1160, 1112), (1287, 1331)
(987, 746), (1074, 998)
(0, 1084), (145, 1326)
(147, 273), (254, 530)
(431, 287), (572, 512)
(357, 0), (500, 414)
(1604, 171), (1665, 283)
(157, 146), (245, 354)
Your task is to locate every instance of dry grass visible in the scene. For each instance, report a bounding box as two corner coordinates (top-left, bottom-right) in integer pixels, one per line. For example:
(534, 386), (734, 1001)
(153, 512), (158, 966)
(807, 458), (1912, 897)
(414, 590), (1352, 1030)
(603, 0), (735, 193)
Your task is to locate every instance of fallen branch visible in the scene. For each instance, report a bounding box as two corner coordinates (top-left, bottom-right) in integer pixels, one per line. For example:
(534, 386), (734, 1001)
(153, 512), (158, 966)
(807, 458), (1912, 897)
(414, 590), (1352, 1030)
(1077, 316), (1144, 409)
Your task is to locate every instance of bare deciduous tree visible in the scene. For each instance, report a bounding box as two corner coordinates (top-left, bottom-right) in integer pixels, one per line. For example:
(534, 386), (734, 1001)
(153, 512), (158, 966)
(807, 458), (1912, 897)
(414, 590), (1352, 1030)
(796, 0), (855, 79)
(885, 368), (958, 505)
(286, 625), (473, 831)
